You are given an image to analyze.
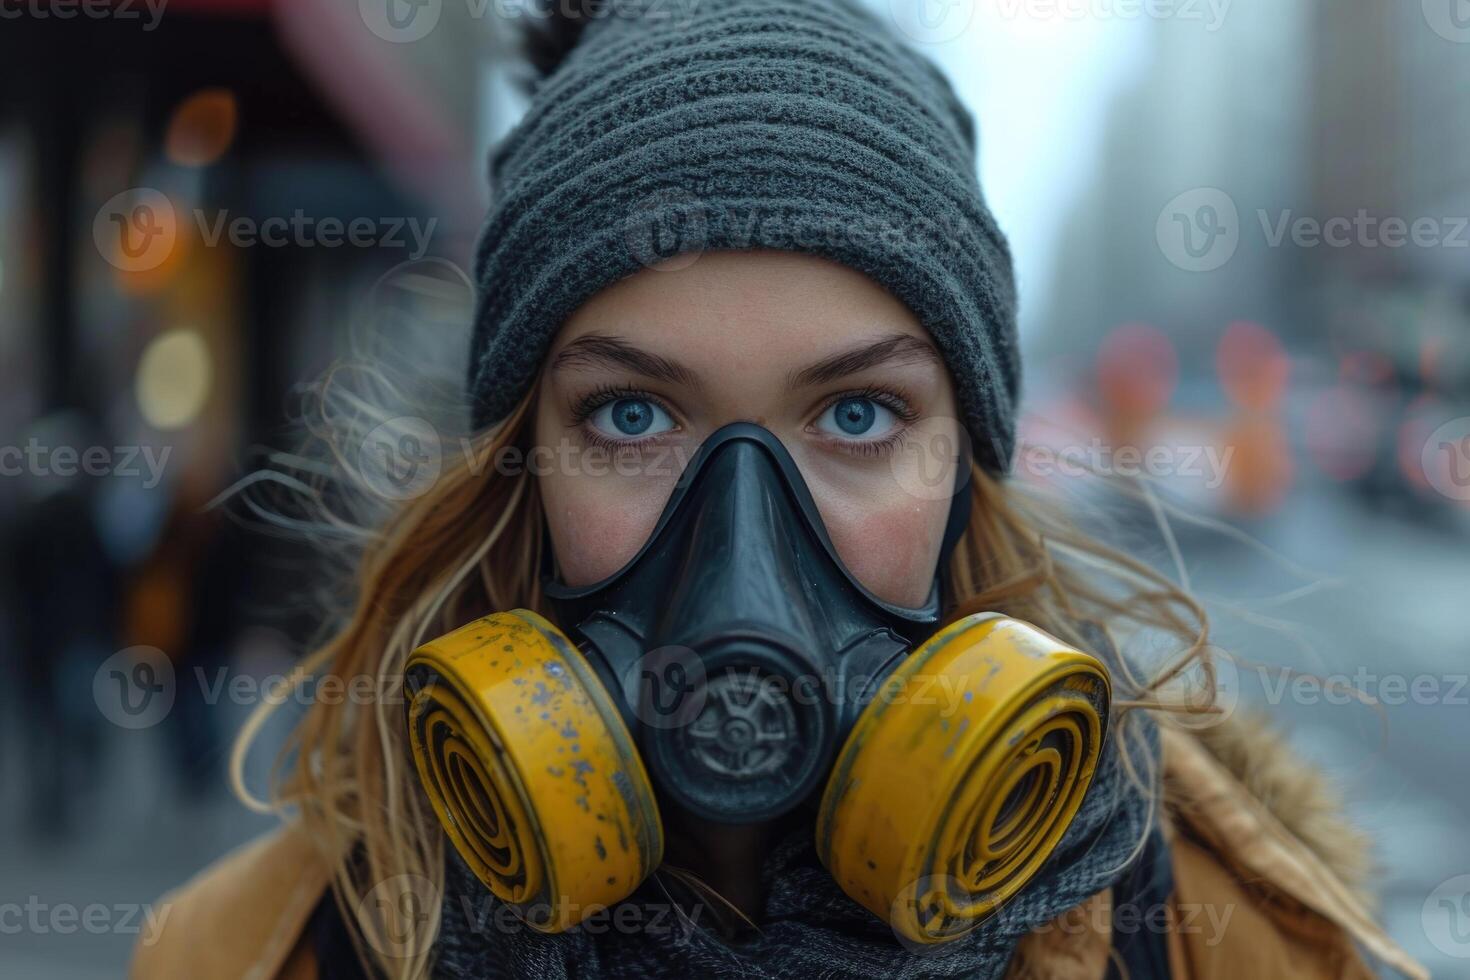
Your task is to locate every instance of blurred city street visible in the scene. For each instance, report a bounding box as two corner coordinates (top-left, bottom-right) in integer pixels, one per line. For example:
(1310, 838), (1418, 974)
(1192, 483), (1470, 978)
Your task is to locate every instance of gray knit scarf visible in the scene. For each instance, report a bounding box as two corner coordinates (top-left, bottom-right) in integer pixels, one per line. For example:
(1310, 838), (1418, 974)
(433, 698), (1159, 979)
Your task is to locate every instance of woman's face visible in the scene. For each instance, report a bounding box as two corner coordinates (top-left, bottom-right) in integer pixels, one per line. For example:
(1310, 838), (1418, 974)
(532, 249), (963, 609)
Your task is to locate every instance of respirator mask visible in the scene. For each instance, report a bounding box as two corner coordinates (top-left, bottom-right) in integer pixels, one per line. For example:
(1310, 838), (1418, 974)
(405, 422), (1110, 945)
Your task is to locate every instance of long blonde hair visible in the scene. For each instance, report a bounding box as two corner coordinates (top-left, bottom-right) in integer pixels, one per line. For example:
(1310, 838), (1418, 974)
(226, 328), (1218, 980)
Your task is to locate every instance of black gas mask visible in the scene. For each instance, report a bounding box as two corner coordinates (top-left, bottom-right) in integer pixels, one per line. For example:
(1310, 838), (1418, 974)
(405, 422), (1109, 945)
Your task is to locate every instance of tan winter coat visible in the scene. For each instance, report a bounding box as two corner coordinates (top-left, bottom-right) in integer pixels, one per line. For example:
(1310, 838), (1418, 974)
(129, 718), (1427, 980)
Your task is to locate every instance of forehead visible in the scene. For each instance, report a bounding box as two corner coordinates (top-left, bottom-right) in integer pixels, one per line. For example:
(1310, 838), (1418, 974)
(552, 249), (927, 365)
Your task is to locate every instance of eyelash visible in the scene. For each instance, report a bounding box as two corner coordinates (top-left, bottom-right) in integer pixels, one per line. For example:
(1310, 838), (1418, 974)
(566, 383), (920, 456)
(568, 384), (679, 450)
(812, 384), (920, 458)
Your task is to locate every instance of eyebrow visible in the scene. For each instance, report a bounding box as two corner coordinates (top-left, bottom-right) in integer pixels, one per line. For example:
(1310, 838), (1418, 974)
(785, 334), (942, 387)
(551, 333), (703, 389)
(550, 331), (941, 389)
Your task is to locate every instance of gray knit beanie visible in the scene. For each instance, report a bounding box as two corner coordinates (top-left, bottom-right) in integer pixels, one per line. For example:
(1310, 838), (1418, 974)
(467, 0), (1020, 471)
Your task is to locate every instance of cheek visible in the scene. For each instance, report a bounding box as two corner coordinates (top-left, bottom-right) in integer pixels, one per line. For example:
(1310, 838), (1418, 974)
(539, 472), (668, 587)
(533, 389), (670, 588)
(825, 497), (947, 608)
(543, 472), (945, 602)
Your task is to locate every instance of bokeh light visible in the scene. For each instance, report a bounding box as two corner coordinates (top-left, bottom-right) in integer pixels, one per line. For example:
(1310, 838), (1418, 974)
(1222, 413), (1294, 516)
(108, 198), (186, 296)
(1216, 320), (1289, 411)
(165, 88), (239, 167)
(135, 328), (213, 430)
(1339, 349), (1397, 394)
(1419, 336), (1440, 387)
(1304, 384), (1382, 482)
(1096, 323), (1178, 418)
(1397, 395), (1441, 494)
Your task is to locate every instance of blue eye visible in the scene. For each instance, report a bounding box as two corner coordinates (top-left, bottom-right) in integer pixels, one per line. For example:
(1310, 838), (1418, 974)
(819, 396), (897, 439)
(589, 397), (674, 439)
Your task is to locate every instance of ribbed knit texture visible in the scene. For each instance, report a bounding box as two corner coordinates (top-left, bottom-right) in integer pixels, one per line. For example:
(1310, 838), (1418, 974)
(467, 0), (1021, 470)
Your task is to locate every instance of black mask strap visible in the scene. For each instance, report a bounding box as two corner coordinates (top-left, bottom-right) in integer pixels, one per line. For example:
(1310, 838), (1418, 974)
(933, 428), (974, 609)
(940, 432), (974, 561)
